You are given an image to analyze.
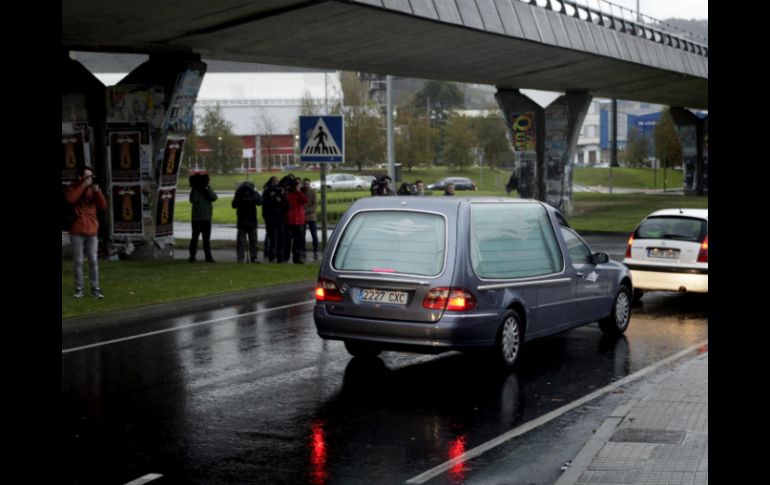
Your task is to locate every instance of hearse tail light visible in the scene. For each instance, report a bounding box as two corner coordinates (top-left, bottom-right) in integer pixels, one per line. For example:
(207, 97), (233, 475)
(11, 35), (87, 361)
(697, 235), (708, 263)
(625, 234), (634, 258)
(423, 288), (477, 311)
(316, 278), (343, 302)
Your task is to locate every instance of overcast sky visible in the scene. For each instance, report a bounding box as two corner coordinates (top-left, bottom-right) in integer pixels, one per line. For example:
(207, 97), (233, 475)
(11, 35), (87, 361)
(608, 0), (707, 20)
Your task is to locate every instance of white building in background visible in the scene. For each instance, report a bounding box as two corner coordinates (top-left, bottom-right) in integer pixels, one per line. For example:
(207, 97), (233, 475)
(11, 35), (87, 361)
(575, 100), (602, 166)
(193, 72), (341, 135)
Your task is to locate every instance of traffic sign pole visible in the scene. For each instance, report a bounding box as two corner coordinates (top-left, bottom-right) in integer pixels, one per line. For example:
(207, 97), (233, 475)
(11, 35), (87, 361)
(321, 164), (327, 251)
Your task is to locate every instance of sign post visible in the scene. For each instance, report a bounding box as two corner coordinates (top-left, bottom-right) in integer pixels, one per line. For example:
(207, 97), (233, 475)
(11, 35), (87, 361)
(299, 115), (344, 252)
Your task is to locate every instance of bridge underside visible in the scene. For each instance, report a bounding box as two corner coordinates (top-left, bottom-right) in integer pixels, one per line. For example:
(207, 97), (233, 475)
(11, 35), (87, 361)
(64, 0), (707, 109)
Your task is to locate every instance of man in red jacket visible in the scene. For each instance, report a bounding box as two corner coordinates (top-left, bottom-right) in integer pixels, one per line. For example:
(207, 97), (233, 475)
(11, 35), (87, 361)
(284, 178), (308, 264)
(65, 166), (108, 299)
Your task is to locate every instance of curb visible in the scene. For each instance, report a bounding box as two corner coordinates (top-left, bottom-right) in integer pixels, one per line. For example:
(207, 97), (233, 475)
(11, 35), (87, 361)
(62, 280), (316, 334)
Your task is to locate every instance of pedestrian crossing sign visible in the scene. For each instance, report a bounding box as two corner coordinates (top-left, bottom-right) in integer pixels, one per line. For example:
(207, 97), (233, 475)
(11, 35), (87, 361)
(299, 115), (344, 163)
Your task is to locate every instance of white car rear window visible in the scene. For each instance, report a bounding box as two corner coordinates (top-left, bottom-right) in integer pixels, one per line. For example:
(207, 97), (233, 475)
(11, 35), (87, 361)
(470, 204), (563, 279)
(332, 211), (446, 276)
(636, 217), (707, 242)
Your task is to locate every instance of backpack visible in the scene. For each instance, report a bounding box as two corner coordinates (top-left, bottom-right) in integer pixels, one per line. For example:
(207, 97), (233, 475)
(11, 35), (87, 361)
(62, 190), (77, 231)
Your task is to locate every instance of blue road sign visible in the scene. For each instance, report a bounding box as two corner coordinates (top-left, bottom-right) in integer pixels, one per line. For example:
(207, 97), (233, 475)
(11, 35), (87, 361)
(299, 115), (344, 163)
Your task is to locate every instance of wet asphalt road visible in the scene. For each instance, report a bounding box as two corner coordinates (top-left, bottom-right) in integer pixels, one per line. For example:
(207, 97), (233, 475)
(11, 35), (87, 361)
(62, 283), (707, 485)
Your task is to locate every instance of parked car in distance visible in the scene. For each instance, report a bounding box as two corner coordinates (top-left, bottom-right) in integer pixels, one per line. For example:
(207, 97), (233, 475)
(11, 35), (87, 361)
(314, 197), (633, 367)
(623, 208), (708, 301)
(427, 177), (477, 191)
(358, 175), (377, 186)
(310, 173), (368, 191)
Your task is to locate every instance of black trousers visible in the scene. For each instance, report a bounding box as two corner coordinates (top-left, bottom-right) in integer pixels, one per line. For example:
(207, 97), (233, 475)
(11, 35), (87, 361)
(236, 225), (258, 262)
(285, 224), (304, 263)
(190, 220), (213, 261)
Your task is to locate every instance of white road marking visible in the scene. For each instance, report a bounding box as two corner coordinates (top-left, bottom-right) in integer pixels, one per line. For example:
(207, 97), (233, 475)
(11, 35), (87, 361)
(62, 300), (316, 354)
(405, 340), (708, 484)
(123, 473), (163, 485)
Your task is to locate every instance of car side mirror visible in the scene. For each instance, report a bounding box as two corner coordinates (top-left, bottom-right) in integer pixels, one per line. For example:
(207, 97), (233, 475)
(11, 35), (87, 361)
(593, 252), (610, 264)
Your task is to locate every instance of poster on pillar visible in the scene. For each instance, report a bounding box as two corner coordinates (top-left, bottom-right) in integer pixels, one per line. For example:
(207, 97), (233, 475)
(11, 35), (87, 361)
(108, 123), (152, 181)
(159, 136), (185, 187)
(545, 103), (570, 208)
(107, 85), (165, 127)
(511, 113), (536, 152)
(678, 126), (698, 193)
(61, 131), (86, 183)
(111, 184), (143, 236)
(163, 69), (204, 134)
(154, 188), (176, 237)
(510, 112), (537, 199)
(109, 132), (142, 183)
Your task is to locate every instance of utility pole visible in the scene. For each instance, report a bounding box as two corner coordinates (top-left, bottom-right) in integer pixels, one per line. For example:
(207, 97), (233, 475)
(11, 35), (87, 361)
(320, 72), (329, 251)
(387, 75), (395, 183)
(610, 99), (617, 194)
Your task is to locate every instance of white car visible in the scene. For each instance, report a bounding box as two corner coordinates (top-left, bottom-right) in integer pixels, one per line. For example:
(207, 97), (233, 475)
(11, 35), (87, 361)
(623, 208), (708, 301)
(310, 173), (367, 191)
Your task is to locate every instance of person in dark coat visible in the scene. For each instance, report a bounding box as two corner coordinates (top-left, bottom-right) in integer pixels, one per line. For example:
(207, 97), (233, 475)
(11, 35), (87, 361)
(232, 181), (262, 263)
(262, 176), (288, 263)
(189, 173), (218, 263)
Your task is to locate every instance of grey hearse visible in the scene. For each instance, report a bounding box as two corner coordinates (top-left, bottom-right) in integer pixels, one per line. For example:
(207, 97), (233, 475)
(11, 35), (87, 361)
(314, 197), (633, 367)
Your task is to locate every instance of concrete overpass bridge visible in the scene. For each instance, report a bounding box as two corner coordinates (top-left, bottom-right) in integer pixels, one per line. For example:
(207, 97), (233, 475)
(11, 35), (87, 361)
(62, 0), (707, 256)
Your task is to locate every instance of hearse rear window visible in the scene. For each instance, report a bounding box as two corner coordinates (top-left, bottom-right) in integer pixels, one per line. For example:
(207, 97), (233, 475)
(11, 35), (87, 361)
(470, 203), (563, 279)
(332, 211), (446, 276)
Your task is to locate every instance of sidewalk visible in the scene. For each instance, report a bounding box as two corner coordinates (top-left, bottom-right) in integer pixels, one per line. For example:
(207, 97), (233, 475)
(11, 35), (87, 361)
(555, 353), (708, 485)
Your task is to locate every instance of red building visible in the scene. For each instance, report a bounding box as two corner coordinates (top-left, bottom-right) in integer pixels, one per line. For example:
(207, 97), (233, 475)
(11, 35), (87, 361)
(191, 134), (299, 172)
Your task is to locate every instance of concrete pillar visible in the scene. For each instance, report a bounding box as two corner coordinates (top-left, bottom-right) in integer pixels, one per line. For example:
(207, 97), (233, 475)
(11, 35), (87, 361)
(103, 53), (207, 258)
(670, 107), (707, 196)
(62, 51), (107, 257)
(495, 89), (592, 214)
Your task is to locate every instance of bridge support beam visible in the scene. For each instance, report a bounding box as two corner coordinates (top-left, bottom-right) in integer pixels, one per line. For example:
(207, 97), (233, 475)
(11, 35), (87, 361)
(669, 108), (708, 196)
(495, 89), (591, 215)
(62, 52), (207, 259)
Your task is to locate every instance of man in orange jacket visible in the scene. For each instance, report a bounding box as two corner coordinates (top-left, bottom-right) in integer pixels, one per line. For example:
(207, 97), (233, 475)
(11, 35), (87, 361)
(65, 166), (108, 299)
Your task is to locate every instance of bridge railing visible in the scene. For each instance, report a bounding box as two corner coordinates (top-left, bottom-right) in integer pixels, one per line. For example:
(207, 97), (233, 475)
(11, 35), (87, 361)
(519, 0), (708, 57)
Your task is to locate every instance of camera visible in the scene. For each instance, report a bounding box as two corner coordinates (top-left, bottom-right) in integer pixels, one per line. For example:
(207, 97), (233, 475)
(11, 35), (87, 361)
(370, 175), (393, 196)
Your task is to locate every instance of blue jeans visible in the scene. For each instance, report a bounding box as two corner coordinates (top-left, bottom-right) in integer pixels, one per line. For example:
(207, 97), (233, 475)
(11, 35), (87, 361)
(305, 220), (319, 253)
(71, 234), (99, 290)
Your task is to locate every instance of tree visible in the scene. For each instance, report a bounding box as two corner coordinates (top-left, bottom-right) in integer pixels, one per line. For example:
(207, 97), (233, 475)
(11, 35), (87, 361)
(654, 108), (683, 190)
(254, 107), (279, 171)
(472, 111), (511, 170)
(624, 126), (649, 168)
(412, 81), (464, 164)
(334, 72), (385, 171)
(199, 104), (242, 174)
(182, 125), (200, 176)
(442, 113), (474, 171)
(395, 102), (437, 171)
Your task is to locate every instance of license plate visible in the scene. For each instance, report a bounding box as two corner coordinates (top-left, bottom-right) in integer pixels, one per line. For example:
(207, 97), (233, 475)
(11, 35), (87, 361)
(359, 288), (409, 305)
(648, 248), (680, 259)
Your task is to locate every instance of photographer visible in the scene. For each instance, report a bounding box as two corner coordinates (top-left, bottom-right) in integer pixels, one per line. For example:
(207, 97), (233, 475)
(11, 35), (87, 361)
(284, 177), (308, 264)
(188, 173), (218, 263)
(232, 181), (262, 263)
(262, 176), (288, 263)
(65, 165), (108, 299)
(370, 175), (395, 196)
